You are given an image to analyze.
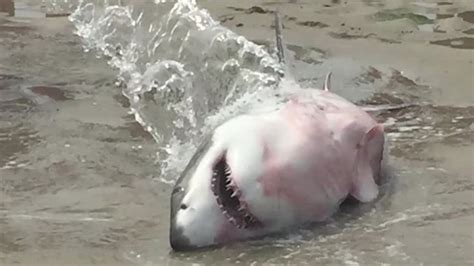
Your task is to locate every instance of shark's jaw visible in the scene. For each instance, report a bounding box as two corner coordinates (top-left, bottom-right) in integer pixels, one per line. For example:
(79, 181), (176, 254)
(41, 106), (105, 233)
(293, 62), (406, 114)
(211, 154), (262, 230)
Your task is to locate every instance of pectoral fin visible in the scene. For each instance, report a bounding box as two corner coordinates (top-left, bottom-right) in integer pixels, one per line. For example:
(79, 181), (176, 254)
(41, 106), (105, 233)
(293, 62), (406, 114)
(350, 125), (383, 203)
(351, 157), (379, 202)
(361, 103), (415, 113)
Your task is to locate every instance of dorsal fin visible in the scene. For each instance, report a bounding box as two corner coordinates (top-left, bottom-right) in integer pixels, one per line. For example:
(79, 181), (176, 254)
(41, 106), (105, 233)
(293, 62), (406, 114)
(274, 11), (285, 63)
(324, 72), (332, 91)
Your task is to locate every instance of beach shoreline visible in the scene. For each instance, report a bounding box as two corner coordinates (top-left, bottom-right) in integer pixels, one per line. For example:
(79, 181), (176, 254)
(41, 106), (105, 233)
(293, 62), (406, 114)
(1, 1), (473, 264)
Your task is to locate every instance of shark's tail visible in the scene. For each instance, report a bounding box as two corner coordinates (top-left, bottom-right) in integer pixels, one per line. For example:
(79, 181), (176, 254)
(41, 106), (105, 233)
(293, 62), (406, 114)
(274, 11), (285, 64)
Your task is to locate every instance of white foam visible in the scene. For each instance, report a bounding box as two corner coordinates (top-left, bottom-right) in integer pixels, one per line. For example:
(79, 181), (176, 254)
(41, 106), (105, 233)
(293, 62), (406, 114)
(68, 0), (284, 180)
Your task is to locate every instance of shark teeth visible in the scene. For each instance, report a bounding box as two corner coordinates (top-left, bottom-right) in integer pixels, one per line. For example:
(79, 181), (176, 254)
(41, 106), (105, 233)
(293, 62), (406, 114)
(215, 196), (221, 205)
(210, 155), (263, 230)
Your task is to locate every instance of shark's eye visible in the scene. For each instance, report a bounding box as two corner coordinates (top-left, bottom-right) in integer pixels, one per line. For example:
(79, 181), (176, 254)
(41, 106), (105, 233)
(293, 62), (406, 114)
(211, 155), (262, 229)
(172, 186), (183, 194)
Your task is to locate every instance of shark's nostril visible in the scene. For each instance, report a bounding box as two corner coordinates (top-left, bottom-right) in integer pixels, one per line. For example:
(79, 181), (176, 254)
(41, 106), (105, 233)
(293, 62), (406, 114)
(180, 204), (187, 210)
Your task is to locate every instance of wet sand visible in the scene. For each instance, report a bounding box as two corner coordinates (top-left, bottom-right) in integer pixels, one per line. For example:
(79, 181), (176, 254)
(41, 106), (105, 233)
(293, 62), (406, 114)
(204, 0), (474, 106)
(1, 0), (473, 265)
(1, 1), (163, 264)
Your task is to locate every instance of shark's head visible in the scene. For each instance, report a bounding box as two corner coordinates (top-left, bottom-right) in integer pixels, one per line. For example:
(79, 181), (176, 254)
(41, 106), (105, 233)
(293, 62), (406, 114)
(170, 114), (297, 251)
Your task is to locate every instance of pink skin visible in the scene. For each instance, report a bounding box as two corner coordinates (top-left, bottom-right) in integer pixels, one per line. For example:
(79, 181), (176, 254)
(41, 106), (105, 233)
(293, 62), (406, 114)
(215, 219), (240, 243)
(228, 90), (384, 229)
(171, 83), (385, 250)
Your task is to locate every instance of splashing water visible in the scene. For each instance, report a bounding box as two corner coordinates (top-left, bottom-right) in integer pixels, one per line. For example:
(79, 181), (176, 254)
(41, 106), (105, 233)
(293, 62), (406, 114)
(63, 0), (285, 181)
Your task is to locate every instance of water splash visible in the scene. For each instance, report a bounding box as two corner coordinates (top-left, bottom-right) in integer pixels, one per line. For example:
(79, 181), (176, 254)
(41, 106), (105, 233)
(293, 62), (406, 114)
(64, 0), (284, 181)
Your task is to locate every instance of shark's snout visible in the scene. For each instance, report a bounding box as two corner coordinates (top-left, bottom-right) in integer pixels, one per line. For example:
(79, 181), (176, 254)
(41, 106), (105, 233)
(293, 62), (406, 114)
(169, 185), (193, 251)
(169, 221), (192, 251)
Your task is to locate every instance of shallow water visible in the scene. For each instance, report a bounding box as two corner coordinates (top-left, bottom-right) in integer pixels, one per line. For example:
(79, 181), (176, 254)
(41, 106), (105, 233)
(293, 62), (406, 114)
(1, 0), (473, 265)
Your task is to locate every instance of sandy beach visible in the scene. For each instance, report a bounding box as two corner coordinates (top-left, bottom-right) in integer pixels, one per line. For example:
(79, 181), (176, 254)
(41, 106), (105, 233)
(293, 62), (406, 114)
(1, 0), (473, 265)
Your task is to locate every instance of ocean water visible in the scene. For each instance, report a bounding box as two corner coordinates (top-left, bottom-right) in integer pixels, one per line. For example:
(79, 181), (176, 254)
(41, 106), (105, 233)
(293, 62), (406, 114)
(1, 0), (473, 264)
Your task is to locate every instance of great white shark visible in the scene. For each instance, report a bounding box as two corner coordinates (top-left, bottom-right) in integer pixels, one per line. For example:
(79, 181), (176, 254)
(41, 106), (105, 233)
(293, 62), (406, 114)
(169, 12), (404, 251)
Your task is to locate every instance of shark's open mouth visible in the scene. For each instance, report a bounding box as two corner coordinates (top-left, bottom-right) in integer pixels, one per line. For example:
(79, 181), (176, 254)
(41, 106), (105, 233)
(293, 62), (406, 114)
(211, 155), (262, 229)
